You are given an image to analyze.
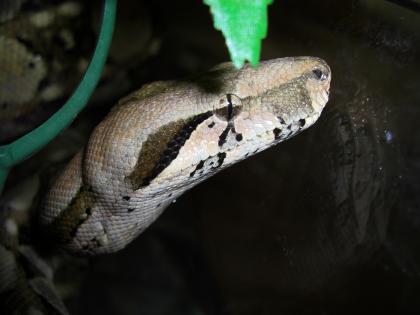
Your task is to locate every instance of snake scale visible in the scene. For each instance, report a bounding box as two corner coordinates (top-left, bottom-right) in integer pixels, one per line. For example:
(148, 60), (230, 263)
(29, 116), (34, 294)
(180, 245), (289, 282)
(40, 57), (331, 255)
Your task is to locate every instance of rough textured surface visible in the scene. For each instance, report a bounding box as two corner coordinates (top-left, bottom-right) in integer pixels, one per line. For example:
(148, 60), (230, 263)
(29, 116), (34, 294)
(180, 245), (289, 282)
(41, 57), (331, 255)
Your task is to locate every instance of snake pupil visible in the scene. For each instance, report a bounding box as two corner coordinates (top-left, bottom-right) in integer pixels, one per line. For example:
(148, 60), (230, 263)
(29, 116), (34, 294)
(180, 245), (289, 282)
(227, 94), (233, 120)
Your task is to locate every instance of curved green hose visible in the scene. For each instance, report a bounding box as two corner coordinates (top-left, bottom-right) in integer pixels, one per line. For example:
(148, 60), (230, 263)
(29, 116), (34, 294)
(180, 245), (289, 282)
(0, 0), (117, 194)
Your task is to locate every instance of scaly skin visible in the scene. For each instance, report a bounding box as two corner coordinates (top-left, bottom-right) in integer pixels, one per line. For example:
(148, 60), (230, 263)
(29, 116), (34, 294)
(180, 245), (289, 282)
(41, 57), (331, 255)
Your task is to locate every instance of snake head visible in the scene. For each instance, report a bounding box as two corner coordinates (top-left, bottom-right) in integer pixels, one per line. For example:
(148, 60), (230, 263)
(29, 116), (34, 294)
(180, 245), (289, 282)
(41, 57), (331, 255)
(205, 57), (331, 156)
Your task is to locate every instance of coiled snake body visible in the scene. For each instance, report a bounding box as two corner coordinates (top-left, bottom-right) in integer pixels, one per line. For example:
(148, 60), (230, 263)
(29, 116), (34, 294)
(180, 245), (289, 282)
(41, 57), (331, 255)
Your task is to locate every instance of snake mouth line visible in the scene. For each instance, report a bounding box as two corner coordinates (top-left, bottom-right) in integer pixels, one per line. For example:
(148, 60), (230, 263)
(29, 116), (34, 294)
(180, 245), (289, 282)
(274, 113), (320, 142)
(184, 112), (320, 178)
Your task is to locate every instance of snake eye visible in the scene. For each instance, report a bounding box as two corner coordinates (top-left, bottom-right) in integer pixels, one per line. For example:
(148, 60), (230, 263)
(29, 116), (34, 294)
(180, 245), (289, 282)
(215, 94), (242, 121)
(312, 68), (327, 81)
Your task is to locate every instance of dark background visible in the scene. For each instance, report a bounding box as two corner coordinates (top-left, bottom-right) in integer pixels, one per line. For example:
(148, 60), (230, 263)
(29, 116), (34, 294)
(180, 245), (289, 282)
(1, 0), (420, 314)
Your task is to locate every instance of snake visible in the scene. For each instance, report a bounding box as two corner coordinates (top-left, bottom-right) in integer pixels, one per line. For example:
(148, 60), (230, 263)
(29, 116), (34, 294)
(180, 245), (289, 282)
(40, 56), (331, 255)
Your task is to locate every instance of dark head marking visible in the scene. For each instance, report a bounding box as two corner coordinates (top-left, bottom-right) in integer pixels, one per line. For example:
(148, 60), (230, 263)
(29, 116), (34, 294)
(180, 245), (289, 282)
(273, 128), (281, 140)
(190, 160), (205, 177)
(216, 152), (226, 167)
(122, 196), (130, 201)
(298, 119), (306, 127)
(218, 124), (233, 146)
(127, 111), (213, 189)
(278, 116), (286, 125)
(196, 160), (205, 170)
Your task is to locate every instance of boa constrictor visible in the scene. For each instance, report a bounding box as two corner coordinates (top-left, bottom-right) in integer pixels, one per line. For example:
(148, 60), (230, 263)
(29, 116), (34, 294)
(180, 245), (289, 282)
(41, 57), (331, 255)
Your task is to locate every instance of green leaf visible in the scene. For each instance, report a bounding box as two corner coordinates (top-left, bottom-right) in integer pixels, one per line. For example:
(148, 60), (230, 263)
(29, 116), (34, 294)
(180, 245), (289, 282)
(204, 0), (273, 69)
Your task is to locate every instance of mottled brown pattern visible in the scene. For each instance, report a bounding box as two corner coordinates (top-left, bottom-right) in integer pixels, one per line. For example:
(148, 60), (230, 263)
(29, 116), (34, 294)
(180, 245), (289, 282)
(49, 186), (94, 243)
